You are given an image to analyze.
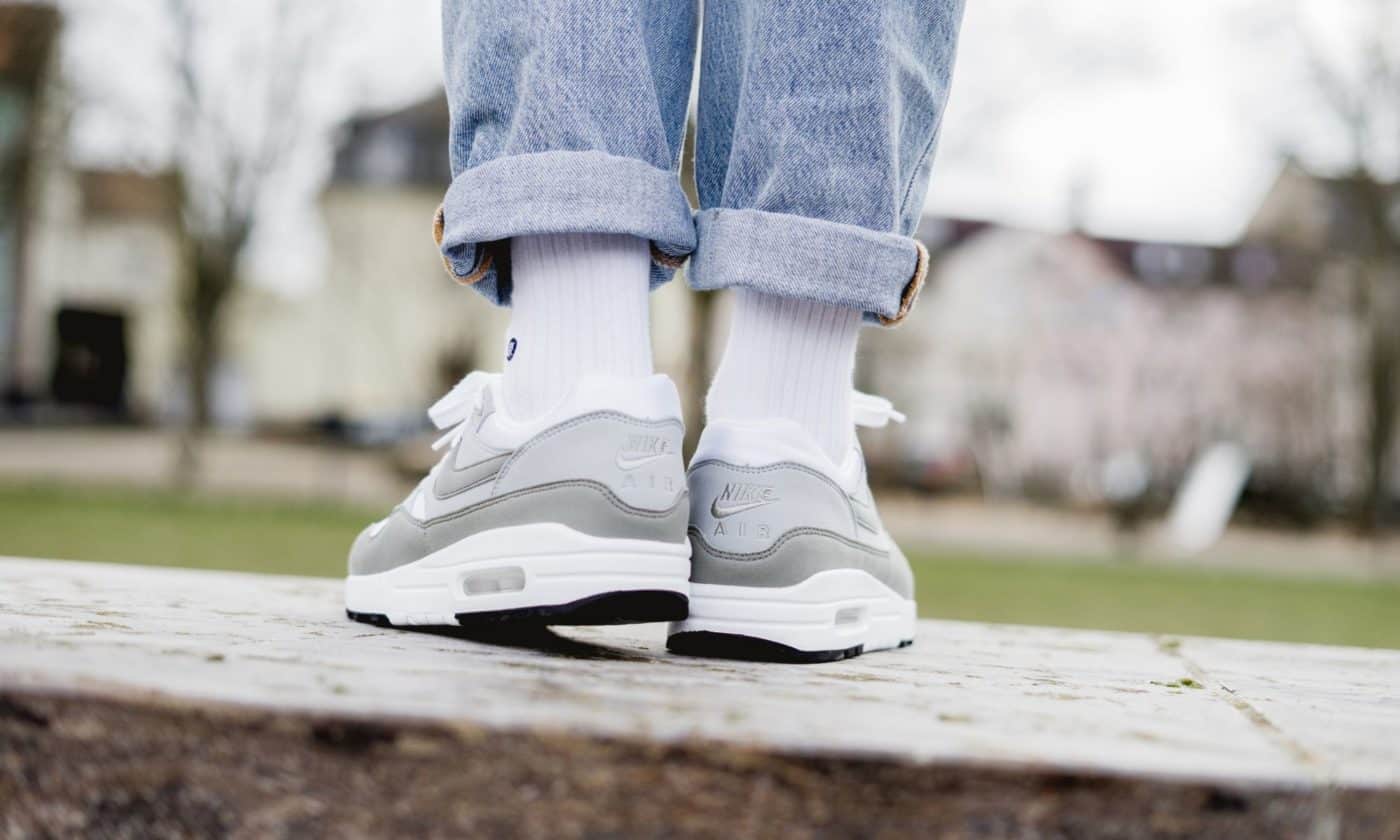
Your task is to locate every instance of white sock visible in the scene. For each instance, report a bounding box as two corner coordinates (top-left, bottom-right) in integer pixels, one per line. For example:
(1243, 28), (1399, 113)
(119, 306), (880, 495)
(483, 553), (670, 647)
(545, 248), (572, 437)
(504, 233), (652, 420)
(706, 289), (862, 462)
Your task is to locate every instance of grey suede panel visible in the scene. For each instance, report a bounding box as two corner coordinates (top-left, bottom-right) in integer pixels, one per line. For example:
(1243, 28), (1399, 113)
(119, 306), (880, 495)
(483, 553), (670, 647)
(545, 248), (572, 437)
(684, 459), (912, 597)
(433, 452), (511, 499)
(348, 482), (689, 576)
(347, 513), (430, 577)
(495, 412), (686, 512)
(687, 528), (914, 598)
(687, 460), (857, 555)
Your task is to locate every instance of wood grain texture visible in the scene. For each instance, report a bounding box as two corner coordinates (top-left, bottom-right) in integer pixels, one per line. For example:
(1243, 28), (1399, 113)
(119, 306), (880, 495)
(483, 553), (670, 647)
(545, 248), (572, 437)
(1, 558), (1397, 837)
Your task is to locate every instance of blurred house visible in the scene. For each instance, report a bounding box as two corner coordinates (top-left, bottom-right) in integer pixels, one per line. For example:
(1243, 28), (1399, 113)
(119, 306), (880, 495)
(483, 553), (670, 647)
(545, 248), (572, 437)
(0, 3), (61, 405)
(22, 169), (182, 417)
(4, 4), (189, 421)
(302, 93), (697, 431)
(865, 164), (1391, 513)
(12, 89), (701, 435)
(234, 95), (489, 434)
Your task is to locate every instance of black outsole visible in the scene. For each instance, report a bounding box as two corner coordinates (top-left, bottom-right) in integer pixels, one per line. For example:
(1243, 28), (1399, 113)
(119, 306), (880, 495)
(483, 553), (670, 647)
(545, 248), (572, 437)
(667, 631), (914, 664)
(345, 608), (394, 627)
(458, 589), (688, 626)
(346, 589), (688, 629)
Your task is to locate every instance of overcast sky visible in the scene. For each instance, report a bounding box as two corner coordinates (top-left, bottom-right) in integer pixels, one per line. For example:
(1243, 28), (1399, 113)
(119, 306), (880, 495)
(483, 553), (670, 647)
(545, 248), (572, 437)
(59, 0), (1392, 290)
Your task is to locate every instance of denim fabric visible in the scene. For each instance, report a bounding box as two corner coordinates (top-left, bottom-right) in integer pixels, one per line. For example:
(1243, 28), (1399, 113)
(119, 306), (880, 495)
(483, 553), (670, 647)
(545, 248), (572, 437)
(440, 0), (964, 324)
(439, 1), (699, 303)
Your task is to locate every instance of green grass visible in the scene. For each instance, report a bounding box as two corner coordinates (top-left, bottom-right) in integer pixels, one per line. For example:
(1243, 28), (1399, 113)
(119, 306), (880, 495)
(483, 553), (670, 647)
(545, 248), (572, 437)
(910, 548), (1400, 649)
(3, 481), (1397, 649)
(0, 482), (374, 578)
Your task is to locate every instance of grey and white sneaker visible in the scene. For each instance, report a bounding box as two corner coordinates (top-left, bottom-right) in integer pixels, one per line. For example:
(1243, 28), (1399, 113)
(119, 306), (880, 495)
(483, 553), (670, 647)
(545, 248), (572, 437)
(667, 393), (915, 662)
(345, 372), (691, 627)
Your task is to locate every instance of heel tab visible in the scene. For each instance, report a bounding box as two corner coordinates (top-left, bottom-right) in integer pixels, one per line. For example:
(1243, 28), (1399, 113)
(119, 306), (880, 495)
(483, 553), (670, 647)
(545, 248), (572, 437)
(566, 374), (682, 421)
(692, 419), (832, 471)
(687, 458), (858, 551)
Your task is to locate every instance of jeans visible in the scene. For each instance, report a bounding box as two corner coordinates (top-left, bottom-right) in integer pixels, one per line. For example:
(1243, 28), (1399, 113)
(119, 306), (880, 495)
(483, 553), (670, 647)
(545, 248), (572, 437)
(437, 0), (964, 325)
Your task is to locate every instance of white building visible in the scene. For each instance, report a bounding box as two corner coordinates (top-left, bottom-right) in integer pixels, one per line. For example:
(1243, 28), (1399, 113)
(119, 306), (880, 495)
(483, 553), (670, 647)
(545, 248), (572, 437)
(14, 93), (701, 435)
(864, 189), (1376, 509)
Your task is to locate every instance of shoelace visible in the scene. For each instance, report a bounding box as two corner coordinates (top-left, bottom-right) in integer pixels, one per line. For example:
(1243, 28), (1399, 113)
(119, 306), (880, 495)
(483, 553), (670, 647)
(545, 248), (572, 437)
(432, 377), (901, 447)
(852, 390), (906, 428)
(427, 371), (498, 452)
(379, 371), (498, 525)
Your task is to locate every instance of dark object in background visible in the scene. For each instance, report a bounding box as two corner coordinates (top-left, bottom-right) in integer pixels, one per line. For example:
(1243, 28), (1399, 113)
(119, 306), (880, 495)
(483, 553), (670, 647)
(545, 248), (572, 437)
(49, 306), (128, 415)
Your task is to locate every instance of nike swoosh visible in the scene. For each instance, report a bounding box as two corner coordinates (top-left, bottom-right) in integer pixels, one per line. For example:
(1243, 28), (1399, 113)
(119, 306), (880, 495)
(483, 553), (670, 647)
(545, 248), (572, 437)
(615, 452), (669, 470)
(433, 452), (512, 499)
(710, 498), (774, 519)
(848, 494), (879, 532)
(852, 507), (880, 533)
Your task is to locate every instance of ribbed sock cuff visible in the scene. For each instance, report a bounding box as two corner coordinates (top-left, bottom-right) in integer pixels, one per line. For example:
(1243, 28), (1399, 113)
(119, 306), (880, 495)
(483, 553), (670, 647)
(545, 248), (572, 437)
(706, 290), (861, 461)
(503, 233), (653, 419)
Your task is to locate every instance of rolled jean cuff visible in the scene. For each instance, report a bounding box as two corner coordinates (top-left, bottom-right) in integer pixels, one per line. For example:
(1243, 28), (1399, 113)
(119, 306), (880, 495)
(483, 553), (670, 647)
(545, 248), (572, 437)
(687, 208), (929, 326)
(434, 150), (696, 306)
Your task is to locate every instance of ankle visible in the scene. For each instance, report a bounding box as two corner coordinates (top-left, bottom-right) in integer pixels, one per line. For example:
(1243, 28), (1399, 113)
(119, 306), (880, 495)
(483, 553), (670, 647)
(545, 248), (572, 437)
(705, 290), (861, 462)
(503, 233), (653, 419)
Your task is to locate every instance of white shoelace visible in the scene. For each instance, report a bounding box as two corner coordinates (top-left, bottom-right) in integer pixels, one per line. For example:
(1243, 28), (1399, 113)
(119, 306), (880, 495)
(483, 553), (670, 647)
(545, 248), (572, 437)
(377, 372), (499, 527)
(427, 371), (498, 452)
(852, 391), (906, 428)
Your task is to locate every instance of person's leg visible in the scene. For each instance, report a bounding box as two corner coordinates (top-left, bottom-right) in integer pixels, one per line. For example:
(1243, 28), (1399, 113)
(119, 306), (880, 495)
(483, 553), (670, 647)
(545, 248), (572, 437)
(696, 0), (964, 458)
(505, 232), (653, 419)
(346, 2), (700, 629)
(438, 1), (697, 419)
(706, 291), (861, 462)
(670, 0), (964, 661)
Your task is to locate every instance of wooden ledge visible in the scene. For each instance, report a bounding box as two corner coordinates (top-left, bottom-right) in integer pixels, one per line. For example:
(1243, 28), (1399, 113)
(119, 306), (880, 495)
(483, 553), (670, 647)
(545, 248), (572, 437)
(2, 558), (1397, 836)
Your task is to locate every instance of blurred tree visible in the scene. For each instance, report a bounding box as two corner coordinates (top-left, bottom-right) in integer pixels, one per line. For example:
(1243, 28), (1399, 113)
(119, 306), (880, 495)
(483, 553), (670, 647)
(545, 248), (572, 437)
(160, 0), (331, 483)
(1296, 0), (1400, 530)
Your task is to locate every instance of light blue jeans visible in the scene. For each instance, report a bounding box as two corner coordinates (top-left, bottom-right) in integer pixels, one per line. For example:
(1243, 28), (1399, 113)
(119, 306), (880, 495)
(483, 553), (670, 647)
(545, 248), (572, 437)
(437, 0), (964, 325)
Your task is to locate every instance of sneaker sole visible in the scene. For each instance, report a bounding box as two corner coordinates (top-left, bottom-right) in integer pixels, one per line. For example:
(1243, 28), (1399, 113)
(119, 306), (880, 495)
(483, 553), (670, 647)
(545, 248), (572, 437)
(348, 589), (688, 628)
(666, 569), (915, 663)
(344, 522), (690, 627)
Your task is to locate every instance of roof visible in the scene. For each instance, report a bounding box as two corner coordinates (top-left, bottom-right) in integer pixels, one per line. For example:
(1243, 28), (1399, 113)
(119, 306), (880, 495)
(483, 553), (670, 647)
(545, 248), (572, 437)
(330, 94), (451, 188)
(78, 170), (178, 221)
(922, 217), (1310, 291)
(915, 216), (991, 252)
(1244, 160), (1400, 253)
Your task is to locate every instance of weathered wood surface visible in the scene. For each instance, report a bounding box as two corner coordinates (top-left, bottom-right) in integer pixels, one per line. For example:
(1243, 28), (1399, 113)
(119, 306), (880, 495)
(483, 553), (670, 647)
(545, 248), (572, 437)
(2, 557), (1398, 838)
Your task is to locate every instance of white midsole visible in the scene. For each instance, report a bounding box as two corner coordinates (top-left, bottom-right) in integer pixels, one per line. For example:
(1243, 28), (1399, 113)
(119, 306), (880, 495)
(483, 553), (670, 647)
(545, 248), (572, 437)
(345, 522), (690, 625)
(668, 568), (916, 654)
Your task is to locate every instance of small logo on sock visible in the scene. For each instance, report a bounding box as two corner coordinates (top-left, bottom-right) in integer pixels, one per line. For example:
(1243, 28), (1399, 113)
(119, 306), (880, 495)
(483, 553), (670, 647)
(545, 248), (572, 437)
(505, 337), (517, 361)
(710, 482), (779, 519)
(616, 434), (670, 470)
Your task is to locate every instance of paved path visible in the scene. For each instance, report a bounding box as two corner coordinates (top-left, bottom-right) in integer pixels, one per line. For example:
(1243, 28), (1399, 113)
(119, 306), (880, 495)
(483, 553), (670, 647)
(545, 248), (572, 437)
(2, 558), (1397, 836)
(882, 494), (1400, 581)
(2, 427), (1396, 580)
(0, 427), (410, 509)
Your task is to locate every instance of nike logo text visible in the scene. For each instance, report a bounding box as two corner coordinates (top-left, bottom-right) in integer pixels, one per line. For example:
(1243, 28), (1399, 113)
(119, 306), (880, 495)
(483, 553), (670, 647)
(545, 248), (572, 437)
(615, 434), (670, 471)
(616, 451), (669, 470)
(710, 498), (774, 518)
(710, 482), (779, 519)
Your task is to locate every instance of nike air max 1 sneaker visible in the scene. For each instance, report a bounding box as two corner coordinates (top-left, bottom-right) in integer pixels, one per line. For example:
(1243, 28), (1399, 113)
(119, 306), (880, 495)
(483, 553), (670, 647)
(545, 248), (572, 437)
(667, 393), (915, 662)
(345, 372), (691, 627)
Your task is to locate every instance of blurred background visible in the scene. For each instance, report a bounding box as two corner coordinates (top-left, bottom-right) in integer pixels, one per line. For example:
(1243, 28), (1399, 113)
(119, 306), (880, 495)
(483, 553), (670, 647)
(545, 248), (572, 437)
(1, 0), (1397, 647)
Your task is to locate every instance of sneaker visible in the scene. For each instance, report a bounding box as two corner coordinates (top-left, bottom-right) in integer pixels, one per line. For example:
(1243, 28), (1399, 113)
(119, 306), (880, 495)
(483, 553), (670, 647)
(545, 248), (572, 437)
(667, 392), (915, 662)
(345, 372), (691, 627)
